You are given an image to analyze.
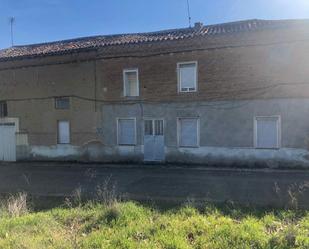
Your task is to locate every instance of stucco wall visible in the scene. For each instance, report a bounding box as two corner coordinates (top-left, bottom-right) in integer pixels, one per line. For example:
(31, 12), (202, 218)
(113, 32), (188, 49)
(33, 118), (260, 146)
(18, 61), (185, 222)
(97, 98), (309, 167)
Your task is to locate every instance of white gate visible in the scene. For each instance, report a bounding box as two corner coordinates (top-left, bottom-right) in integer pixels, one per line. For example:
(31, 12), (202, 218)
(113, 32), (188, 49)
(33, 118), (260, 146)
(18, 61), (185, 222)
(144, 119), (165, 162)
(0, 123), (16, 161)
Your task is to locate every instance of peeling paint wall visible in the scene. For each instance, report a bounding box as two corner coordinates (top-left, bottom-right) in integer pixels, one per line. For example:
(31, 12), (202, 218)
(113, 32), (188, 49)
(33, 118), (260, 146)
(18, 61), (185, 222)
(96, 98), (309, 167)
(9, 98), (309, 167)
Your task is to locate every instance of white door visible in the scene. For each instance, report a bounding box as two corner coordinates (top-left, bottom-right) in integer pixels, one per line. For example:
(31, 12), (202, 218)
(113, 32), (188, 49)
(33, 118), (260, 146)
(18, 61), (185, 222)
(144, 119), (164, 161)
(58, 121), (70, 144)
(0, 123), (16, 161)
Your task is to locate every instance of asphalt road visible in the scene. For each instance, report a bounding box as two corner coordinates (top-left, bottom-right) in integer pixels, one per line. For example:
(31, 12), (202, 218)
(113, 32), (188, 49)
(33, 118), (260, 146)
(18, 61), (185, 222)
(0, 162), (309, 208)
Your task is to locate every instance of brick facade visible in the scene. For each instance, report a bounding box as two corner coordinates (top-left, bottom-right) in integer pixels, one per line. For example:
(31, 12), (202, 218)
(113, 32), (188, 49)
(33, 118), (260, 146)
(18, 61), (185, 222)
(0, 19), (309, 164)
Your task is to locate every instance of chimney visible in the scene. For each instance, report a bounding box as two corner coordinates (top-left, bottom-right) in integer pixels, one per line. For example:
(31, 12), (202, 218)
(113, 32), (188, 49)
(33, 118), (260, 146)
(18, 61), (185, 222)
(194, 22), (203, 29)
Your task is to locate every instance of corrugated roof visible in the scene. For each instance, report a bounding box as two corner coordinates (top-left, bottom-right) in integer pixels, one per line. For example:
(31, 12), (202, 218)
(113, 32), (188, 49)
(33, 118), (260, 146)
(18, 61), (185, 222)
(0, 19), (307, 60)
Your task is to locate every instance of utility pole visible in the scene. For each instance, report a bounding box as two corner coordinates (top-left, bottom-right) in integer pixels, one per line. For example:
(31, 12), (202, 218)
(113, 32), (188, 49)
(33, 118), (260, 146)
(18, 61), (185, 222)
(9, 17), (15, 47)
(186, 0), (192, 28)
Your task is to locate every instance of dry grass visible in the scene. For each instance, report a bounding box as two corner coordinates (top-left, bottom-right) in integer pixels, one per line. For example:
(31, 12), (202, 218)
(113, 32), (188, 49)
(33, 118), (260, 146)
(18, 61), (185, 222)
(1, 192), (29, 217)
(95, 175), (119, 207)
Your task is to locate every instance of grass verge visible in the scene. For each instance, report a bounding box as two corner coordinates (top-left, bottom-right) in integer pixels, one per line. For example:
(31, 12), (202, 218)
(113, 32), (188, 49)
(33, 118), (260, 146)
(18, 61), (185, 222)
(0, 199), (308, 249)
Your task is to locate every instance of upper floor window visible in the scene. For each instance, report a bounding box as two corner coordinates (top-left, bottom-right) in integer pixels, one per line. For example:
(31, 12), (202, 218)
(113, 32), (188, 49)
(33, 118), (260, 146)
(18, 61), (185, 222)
(123, 69), (139, 97)
(55, 97), (70, 110)
(0, 101), (8, 117)
(178, 62), (198, 92)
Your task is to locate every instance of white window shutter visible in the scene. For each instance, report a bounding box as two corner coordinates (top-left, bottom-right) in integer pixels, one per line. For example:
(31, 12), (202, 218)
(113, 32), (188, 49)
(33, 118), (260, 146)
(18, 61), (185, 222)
(179, 118), (198, 147)
(124, 71), (138, 96)
(256, 117), (279, 149)
(118, 119), (136, 145)
(179, 63), (196, 91)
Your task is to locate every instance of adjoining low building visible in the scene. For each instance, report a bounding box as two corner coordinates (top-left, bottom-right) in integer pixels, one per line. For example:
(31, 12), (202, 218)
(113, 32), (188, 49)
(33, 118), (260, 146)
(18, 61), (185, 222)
(1, 19), (309, 167)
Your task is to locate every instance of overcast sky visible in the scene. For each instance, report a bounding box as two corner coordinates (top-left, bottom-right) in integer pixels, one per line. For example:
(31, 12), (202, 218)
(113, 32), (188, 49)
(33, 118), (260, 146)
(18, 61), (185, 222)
(0, 0), (309, 49)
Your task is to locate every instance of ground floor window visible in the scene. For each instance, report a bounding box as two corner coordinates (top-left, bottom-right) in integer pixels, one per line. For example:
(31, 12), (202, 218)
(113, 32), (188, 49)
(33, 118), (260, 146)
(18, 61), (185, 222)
(255, 116), (280, 149)
(117, 118), (136, 145)
(57, 120), (70, 144)
(178, 118), (199, 147)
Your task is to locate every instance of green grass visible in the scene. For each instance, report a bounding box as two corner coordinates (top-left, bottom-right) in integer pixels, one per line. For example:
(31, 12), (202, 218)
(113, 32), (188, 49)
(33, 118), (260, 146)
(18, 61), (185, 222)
(0, 201), (308, 249)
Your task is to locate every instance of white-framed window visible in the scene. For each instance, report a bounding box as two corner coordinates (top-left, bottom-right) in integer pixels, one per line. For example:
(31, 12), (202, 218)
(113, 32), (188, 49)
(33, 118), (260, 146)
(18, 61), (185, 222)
(123, 69), (139, 97)
(254, 116), (281, 149)
(55, 97), (70, 109)
(57, 120), (70, 144)
(177, 62), (198, 92)
(117, 118), (136, 145)
(178, 118), (199, 147)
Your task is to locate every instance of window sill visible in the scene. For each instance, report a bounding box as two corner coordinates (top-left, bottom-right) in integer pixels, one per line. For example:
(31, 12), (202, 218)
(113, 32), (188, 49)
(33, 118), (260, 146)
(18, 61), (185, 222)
(254, 147), (280, 150)
(179, 90), (197, 93)
(123, 96), (140, 99)
(178, 91), (198, 95)
(179, 146), (200, 148)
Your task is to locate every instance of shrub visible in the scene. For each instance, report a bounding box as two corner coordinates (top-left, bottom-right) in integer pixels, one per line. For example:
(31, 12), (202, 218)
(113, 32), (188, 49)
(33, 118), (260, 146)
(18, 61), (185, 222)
(178, 206), (198, 218)
(104, 204), (121, 225)
(95, 176), (119, 207)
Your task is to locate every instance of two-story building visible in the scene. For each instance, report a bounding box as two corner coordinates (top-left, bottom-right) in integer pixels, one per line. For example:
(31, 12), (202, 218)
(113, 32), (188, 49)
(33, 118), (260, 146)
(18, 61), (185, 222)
(1, 19), (309, 167)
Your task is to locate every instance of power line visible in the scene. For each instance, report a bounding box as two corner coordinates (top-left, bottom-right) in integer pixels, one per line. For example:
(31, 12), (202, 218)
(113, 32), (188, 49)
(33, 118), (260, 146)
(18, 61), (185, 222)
(1, 81), (309, 110)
